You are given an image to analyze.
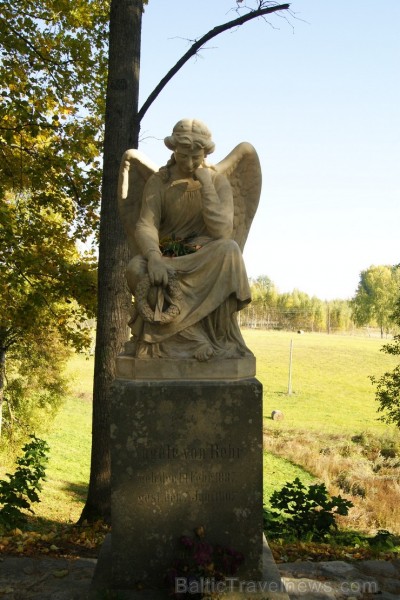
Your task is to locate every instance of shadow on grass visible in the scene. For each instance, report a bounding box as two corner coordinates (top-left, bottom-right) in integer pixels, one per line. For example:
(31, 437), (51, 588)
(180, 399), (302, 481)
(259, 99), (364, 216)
(23, 480), (89, 532)
(62, 480), (89, 503)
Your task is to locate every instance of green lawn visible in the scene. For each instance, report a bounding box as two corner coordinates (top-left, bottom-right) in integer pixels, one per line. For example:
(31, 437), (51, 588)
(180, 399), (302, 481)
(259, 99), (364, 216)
(2, 330), (398, 526)
(28, 354), (94, 525)
(243, 329), (398, 436)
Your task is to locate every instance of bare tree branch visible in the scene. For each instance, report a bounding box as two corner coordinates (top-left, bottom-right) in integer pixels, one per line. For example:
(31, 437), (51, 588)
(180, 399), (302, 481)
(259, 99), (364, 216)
(136, 3), (290, 127)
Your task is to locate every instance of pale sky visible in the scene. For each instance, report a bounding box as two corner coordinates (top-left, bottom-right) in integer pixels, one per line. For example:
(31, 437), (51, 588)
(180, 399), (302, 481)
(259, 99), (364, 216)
(136, 0), (399, 300)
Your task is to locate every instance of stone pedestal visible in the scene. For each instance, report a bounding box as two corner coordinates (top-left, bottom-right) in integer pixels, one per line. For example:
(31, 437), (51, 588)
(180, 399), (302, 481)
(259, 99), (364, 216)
(108, 374), (263, 593)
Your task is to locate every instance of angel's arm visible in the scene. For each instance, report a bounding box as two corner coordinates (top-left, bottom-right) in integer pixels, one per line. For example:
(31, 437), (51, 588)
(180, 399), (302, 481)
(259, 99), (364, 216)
(135, 176), (170, 286)
(195, 169), (234, 239)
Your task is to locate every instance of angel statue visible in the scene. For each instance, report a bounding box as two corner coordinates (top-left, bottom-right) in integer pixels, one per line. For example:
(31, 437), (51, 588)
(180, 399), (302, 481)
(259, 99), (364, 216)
(117, 118), (262, 362)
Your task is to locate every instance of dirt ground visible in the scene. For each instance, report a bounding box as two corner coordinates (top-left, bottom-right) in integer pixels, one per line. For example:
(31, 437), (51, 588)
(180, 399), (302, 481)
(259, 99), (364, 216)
(0, 554), (96, 599)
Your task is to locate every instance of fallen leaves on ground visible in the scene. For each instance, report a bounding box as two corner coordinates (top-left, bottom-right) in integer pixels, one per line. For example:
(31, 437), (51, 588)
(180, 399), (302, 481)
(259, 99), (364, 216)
(0, 520), (109, 558)
(270, 540), (399, 563)
(1, 524), (399, 564)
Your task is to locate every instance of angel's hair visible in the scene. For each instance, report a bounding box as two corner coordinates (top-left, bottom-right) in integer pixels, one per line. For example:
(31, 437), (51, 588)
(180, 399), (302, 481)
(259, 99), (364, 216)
(159, 119), (215, 181)
(164, 119), (215, 155)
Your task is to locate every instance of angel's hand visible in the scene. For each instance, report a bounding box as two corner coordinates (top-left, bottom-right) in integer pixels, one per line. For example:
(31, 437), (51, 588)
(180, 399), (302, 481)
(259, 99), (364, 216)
(194, 166), (213, 187)
(147, 254), (169, 287)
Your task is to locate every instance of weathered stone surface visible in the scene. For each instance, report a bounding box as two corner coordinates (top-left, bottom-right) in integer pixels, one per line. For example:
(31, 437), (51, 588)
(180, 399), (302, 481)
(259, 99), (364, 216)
(356, 559), (400, 578)
(116, 355), (256, 380)
(109, 377), (263, 592)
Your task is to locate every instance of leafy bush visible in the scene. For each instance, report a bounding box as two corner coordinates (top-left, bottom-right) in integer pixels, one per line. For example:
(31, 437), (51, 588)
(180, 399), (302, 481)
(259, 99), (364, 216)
(0, 435), (50, 530)
(265, 477), (353, 541)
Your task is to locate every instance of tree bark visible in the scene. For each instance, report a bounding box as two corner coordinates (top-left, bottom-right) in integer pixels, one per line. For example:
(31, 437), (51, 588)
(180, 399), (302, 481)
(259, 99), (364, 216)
(79, 0), (143, 523)
(0, 346), (5, 441)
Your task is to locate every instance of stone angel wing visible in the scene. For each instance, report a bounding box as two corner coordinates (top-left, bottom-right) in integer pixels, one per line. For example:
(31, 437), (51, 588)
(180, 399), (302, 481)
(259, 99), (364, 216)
(117, 149), (158, 256)
(215, 142), (262, 251)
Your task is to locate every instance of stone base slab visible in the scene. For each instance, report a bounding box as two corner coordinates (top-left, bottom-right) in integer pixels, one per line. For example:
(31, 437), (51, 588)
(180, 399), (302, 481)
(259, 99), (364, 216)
(116, 354), (256, 380)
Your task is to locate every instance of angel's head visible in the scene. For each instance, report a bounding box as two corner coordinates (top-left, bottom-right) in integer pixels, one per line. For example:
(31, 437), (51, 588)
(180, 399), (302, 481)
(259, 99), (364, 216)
(163, 119), (215, 179)
(164, 119), (215, 156)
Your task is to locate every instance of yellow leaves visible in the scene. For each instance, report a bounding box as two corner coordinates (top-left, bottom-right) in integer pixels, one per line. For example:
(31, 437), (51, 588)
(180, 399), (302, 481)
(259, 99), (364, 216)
(270, 539), (384, 564)
(43, 533), (57, 542)
(0, 529), (55, 554)
(0, 520), (110, 558)
(67, 521), (108, 550)
(0, 538), (9, 551)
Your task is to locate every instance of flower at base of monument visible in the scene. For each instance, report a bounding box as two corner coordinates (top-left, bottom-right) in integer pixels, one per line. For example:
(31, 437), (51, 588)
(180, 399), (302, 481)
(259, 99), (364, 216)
(193, 541), (213, 566)
(165, 528), (245, 598)
(180, 535), (195, 549)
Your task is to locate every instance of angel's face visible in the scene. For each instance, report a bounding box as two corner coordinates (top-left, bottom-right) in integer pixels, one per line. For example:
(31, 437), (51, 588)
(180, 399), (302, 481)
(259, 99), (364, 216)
(173, 145), (205, 177)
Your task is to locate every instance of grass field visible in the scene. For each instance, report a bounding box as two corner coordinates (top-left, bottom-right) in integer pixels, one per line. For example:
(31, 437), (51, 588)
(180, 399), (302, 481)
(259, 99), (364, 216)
(1, 330), (399, 531)
(245, 329), (398, 436)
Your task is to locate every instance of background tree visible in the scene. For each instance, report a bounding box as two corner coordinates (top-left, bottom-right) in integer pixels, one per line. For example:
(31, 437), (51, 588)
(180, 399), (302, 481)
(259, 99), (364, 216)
(0, 0), (108, 240)
(1, 0), (106, 443)
(250, 275), (279, 306)
(0, 0), (106, 493)
(327, 299), (354, 334)
(371, 296), (400, 427)
(351, 265), (400, 337)
(242, 277), (356, 333)
(0, 192), (97, 443)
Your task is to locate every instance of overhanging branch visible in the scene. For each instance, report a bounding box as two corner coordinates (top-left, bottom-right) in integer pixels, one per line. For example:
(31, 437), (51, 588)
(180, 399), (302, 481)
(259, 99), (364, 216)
(136, 3), (290, 126)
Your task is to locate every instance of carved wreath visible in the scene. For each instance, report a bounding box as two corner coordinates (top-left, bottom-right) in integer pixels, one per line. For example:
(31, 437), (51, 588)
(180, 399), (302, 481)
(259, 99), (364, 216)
(134, 272), (182, 324)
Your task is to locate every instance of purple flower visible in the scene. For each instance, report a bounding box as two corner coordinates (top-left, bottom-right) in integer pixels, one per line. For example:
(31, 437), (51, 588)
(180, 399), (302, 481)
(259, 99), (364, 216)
(180, 535), (194, 549)
(193, 541), (213, 565)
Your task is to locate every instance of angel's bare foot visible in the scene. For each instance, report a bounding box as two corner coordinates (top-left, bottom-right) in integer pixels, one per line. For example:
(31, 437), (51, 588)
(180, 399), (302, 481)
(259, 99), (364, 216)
(194, 344), (214, 362)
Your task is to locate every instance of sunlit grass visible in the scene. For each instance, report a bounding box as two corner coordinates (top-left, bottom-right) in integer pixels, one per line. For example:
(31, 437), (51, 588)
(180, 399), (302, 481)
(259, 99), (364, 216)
(27, 355), (94, 527)
(243, 329), (398, 436)
(263, 451), (314, 506)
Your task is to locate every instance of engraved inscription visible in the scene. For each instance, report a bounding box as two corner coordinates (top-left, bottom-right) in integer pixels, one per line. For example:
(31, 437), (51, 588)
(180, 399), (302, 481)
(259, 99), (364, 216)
(136, 443), (243, 460)
(137, 490), (238, 505)
(137, 471), (233, 484)
(134, 442), (243, 506)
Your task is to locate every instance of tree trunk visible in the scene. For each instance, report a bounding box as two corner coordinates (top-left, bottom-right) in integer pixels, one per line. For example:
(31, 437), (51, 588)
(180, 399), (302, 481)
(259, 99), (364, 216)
(79, 0), (143, 523)
(0, 346), (5, 440)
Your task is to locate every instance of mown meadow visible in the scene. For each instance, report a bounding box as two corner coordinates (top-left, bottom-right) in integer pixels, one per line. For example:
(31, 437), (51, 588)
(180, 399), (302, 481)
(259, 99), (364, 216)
(1, 329), (399, 546)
